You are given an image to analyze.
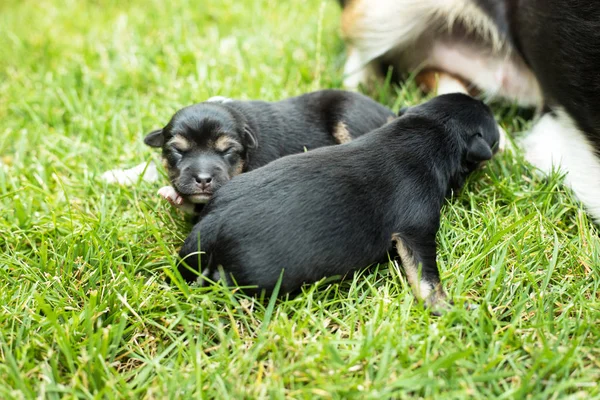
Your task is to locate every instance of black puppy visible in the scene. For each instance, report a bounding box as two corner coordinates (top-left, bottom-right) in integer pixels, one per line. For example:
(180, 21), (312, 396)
(143, 90), (395, 214)
(177, 93), (500, 308)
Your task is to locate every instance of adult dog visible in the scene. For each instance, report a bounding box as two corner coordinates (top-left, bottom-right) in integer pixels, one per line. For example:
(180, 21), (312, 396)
(339, 0), (600, 223)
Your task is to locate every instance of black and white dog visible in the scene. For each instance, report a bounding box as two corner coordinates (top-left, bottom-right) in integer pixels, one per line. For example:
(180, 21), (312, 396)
(105, 90), (395, 214)
(178, 94), (500, 308)
(340, 0), (600, 223)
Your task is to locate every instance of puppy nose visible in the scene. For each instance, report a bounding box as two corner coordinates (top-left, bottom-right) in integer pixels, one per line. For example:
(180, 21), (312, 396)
(195, 174), (212, 189)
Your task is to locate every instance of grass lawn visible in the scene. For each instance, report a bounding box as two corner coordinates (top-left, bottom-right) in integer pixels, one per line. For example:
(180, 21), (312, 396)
(1, 0), (599, 398)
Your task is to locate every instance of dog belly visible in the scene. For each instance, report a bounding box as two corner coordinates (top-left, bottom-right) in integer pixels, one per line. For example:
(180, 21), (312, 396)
(422, 40), (542, 107)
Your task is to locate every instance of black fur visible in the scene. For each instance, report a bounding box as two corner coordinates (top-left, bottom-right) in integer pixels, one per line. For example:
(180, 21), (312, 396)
(144, 90), (395, 212)
(473, 0), (600, 150)
(178, 94), (500, 305)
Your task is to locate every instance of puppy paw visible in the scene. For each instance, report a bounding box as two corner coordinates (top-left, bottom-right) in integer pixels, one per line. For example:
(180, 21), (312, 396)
(428, 296), (479, 316)
(158, 186), (184, 206)
(158, 186), (198, 214)
(424, 286), (453, 316)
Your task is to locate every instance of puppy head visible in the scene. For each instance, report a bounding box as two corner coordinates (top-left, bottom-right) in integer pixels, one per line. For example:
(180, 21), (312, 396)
(144, 103), (257, 204)
(400, 93), (500, 167)
(398, 94), (499, 193)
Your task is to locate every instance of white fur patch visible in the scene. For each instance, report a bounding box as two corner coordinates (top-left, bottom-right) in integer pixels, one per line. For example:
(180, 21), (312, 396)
(207, 96), (233, 103)
(418, 279), (433, 300)
(343, 47), (378, 90)
(101, 161), (159, 185)
(521, 110), (600, 223)
(342, 0), (504, 88)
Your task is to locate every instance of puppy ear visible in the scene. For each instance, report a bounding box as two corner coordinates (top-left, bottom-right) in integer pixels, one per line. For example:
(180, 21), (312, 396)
(144, 129), (164, 148)
(243, 126), (258, 149)
(397, 107), (409, 117)
(466, 134), (493, 162)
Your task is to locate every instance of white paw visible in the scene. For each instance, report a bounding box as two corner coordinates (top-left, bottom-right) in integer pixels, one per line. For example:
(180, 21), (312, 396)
(101, 161), (159, 185)
(158, 186), (184, 206)
(519, 109), (600, 223)
(519, 115), (560, 175)
(342, 48), (372, 90)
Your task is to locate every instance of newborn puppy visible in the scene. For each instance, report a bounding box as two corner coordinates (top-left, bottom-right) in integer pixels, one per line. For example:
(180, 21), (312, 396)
(178, 93), (500, 308)
(144, 90), (395, 214)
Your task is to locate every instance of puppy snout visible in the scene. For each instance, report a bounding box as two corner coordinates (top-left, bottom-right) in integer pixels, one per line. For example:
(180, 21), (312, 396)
(195, 174), (213, 190)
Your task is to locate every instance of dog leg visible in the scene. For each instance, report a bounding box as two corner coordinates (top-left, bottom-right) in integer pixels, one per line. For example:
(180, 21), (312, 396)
(157, 186), (197, 214)
(521, 109), (600, 224)
(393, 234), (449, 311)
(342, 47), (378, 90)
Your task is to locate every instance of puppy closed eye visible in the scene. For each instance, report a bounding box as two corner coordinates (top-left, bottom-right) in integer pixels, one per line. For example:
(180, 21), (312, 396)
(171, 145), (188, 154)
(165, 147), (185, 166)
(167, 136), (192, 154)
(221, 147), (239, 160)
(214, 136), (242, 155)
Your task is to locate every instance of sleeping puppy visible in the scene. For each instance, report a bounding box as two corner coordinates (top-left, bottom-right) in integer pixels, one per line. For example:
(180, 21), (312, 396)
(339, 0), (600, 223)
(177, 93), (500, 308)
(143, 90), (395, 214)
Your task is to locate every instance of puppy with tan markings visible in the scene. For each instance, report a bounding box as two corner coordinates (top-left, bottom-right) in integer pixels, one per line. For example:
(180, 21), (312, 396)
(144, 90), (396, 214)
(178, 94), (500, 310)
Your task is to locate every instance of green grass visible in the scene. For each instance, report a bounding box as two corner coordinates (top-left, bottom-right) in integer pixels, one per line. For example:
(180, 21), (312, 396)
(1, 0), (599, 398)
